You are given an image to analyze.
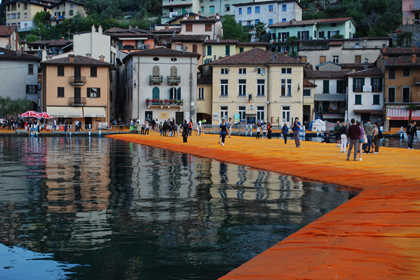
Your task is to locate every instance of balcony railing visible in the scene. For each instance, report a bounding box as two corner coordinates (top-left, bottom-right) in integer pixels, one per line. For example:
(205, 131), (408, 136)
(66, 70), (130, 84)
(411, 4), (420, 11)
(167, 75), (181, 85)
(68, 76), (86, 86)
(353, 86), (363, 92)
(69, 97), (86, 106)
(149, 75), (163, 85)
(146, 99), (183, 107)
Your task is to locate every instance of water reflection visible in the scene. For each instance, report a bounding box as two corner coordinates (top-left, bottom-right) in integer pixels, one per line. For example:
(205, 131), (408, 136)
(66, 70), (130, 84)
(0, 137), (358, 280)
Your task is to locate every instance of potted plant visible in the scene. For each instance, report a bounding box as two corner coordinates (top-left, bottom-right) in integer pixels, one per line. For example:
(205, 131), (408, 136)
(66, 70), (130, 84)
(164, 99), (169, 104)
(146, 99), (150, 104)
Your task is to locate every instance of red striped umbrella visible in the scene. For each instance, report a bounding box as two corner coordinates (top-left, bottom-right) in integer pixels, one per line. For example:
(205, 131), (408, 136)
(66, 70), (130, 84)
(38, 112), (52, 119)
(19, 111), (41, 118)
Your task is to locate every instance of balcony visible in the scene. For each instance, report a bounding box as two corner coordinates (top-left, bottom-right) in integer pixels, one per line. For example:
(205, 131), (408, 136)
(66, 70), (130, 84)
(69, 97), (86, 106)
(149, 75), (163, 85)
(167, 75), (181, 85)
(411, 4), (420, 11)
(68, 76), (86, 86)
(146, 99), (183, 108)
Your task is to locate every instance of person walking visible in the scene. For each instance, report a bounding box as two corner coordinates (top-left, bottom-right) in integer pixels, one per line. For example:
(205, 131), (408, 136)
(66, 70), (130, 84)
(256, 122), (261, 139)
(267, 122), (272, 139)
(292, 117), (301, 147)
(262, 122), (267, 139)
(228, 117), (233, 138)
(347, 118), (361, 161)
(339, 122), (348, 153)
(406, 121), (417, 149)
(219, 119), (228, 146)
(282, 123), (289, 144)
(181, 120), (189, 143)
(357, 121), (364, 161)
(363, 120), (373, 154)
(334, 121), (341, 147)
(372, 123), (380, 154)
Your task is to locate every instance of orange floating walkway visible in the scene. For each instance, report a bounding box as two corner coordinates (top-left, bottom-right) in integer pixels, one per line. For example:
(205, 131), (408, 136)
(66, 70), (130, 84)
(107, 132), (420, 279)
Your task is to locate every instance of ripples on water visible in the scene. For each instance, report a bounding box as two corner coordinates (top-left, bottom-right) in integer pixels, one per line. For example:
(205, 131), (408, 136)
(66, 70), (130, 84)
(0, 137), (358, 280)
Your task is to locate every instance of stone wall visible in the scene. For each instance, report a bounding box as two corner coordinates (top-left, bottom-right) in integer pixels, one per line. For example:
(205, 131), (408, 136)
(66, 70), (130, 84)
(390, 24), (420, 46)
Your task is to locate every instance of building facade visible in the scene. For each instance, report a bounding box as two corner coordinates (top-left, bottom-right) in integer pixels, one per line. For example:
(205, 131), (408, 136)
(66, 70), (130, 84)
(403, 0), (420, 24)
(0, 25), (20, 51)
(203, 39), (268, 64)
(49, 0), (86, 26)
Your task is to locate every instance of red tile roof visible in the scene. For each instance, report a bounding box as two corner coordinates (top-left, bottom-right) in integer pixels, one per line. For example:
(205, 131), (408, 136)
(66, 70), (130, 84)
(0, 25), (17, 37)
(122, 48), (201, 63)
(28, 40), (72, 47)
(382, 47), (420, 54)
(204, 39), (239, 45)
(171, 35), (208, 42)
(305, 69), (350, 79)
(0, 47), (40, 61)
(209, 48), (305, 66)
(340, 63), (375, 69)
(303, 79), (317, 87)
(346, 68), (383, 77)
(329, 41), (343, 46)
(269, 17), (353, 28)
(383, 57), (420, 66)
(40, 55), (113, 66)
(237, 42), (269, 46)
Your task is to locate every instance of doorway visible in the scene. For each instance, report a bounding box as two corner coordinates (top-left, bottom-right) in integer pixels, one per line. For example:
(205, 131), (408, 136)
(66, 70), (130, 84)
(176, 112), (184, 125)
(145, 111), (153, 121)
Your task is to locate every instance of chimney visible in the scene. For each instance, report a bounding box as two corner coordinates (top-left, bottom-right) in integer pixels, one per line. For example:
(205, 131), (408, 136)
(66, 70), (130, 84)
(7, 26), (11, 34)
(382, 46), (386, 53)
(164, 23), (169, 30)
(99, 55), (105, 61)
(85, 53), (91, 58)
(183, 14), (188, 21)
(216, 13), (220, 20)
(91, 25), (95, 32)
(69, 54), (75, 62)
(364, 58), (368, 70)
(412, 46), (416, 53)
(412, 53), (417, 64)
(195, 13), (199, 20)
(135, 25), (139, 29)
(284, 51), (288, 56)
(98, 25), (103, 34)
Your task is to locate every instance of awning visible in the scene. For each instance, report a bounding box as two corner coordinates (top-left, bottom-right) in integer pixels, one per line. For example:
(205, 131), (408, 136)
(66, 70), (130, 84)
(47, 106), (83, 118)
(84, 107), (106, 118)
(353, 110), (383, 116)
(386, 108), (420, 120)
(314, 94), (346, 101)
(322, 113), (344, 119)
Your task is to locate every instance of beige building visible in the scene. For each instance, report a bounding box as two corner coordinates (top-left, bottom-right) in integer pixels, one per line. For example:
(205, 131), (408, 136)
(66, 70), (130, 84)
(50, 0), (86, 26)
(4, 0), (52, 31)
(209, 48), (306, 126)
(303, 79), (317, 124)
(203, 39), (268, 64)
(0, 25), (21, 51)
(41, 54), (114, 129)
(197, 71), (212, 123)
(171, 34), (208, 67)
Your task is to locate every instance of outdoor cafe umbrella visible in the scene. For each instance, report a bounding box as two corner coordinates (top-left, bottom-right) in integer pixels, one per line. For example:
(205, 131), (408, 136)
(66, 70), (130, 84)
(38, 112), (52, 119)
(18, 110), (41, 118)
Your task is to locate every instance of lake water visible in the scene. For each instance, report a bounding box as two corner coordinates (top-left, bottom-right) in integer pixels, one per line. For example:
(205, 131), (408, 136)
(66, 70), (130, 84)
(0, 137), (358, 280)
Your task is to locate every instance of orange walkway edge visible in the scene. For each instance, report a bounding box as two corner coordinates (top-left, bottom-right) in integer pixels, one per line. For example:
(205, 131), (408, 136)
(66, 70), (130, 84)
(107, 132), (420, 279)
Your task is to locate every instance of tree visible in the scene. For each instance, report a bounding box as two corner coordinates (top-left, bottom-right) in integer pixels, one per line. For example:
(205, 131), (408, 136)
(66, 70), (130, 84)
(254, 21), (267, 42)
(331, 34), (344, 39)
(0, 97), (33, 117)
(26, 35), (39, 43)
(34, 11), (51, 28)
(221, 15), (249, 42)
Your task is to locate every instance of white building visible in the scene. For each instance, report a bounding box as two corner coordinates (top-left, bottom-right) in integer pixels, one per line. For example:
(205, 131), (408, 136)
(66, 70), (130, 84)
(346, 68), (384, 123)
(122, 48), (200, 124)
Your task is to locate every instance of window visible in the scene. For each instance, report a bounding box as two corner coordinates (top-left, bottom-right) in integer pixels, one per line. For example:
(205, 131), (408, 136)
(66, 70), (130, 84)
(323, 80), (329, 93)
(255, 6), (260, 13)
(257, 106), (265, 121)
(331, 23), (337, 27)
(152, 87), (160, 99)
(269, 5), (273, 12)
(282, 4), (287, 11)
(7, 14), (10, 20)
(355, 55), (361, 63)
(255, 19), (260, 24)
(257, 68), (265, 75)
(403, 87), (410, 102)
(221, 80), (228, 96)
(186, 24), (192, 32)
(353, 78), (364, 92)
(152, 65), (160, 77)
(87, 88), (101, 98)
(239, 47), (244, 53)
(221, 68), (229, 75)
(220, 106), (228, 120)
(225, 5), (230, 12)
(201, 6), (204, 13)
(225, 45), (230, 56)
(28, 64), (34, 75)
(198, 88), (204, 99)
(282, 18), (286, 22)
(57, 66), (64, 76)
(210, 6), (215, 13)
(388, 88), (395, 102)
(403, 67), (411, 77)
(70, 5), (73, 8)
(337, 80), (347, 93)
(314, 30), (317, 38)
(70, 10), (73, 16)
(26, 85), (37, 93)
(239, 106), (246, 121)
(205, 24), (211, 31)
(247, 21), (252, 26)
(319, 31), (325, 38)
(281, 79), (292, 96)
(281, 68), (292, 74)
(207, 45), (212, 56)
(170, 66), (178, 77)
(238, 8), (242, 15)
(24, 3), (27, 9)
(350, 22), (352, 28)
(239, 68), (246, 74)
(371, 78), (382, 92)
(333, 56), (339, 63)
(373, 94), (380, 105)
(239, 79), (246, 96)
(257, 79), (265, 96)
(24, 13), (27, 18)
(282, 106), (290, 123)
(269, 19), (273, 25)
(90, 67), (97, 77)
(388, 68), (396, 79)
(355, 94), (362, 105)
(320, 56), (326, 64)
(57, 87), (64, 97)
(247, 7), (251, 14)
(303, 89), (311, 97)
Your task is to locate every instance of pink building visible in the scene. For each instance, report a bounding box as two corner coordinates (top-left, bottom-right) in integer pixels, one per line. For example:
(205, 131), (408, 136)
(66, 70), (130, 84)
(403, 0), (420, 24)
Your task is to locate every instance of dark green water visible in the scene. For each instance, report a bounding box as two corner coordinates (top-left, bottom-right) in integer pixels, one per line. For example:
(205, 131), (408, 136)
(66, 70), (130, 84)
(0, 137), (357, 280)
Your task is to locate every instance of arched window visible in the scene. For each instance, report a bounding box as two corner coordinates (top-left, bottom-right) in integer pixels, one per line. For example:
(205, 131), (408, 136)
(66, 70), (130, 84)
(170, 87), (177, 100)
(152, 66), (160, 77)
(170, 66), (177, 77)
(177, 87), (181, 100)
(193, 44), (198, 53)
(152, 87), (160, 99)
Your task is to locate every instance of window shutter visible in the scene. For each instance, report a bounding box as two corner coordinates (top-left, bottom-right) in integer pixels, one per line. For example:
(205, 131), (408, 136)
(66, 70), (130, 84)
(26, 85), (29, 93)
(153, 66), (159, 76)
(362, 78), (365, 86)
(97, 88), (101, 98)
(152, 87), (159, 99)
(177, 87), (181, 100)
(297, 31), (300, 40)
(327, 31), (331, 38)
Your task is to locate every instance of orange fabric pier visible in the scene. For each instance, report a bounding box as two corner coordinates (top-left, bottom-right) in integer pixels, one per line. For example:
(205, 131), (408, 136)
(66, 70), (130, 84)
(107, 132), (420, 279)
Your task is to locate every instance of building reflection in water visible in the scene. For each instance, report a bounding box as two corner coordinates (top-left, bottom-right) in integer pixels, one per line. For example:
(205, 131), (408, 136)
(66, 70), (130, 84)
(0, 137), (357, 280)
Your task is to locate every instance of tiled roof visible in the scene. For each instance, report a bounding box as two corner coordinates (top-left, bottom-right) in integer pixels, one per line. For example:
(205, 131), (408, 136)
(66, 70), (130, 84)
(28, 40), (72, 46)
(105, 27), (129, 33)
(269, 17), (352, 28)
(123, 48), (201, 62)
(40, 55), (113, 66)
(305, 69), (350, 79)
(346, 67), (383, 77)
(171, 34), (208, 42)
(204, 39), (239, 45)
(181, 19), (220, 23)
(0, 25), (17, 37)
(0, 47), (40, 61)
(198, 74), (212, 84)
(237, 42), (269, 46)
(383, 57), (420, 66)
(329, 41), (343, 46)
(152, 28), (181, 33)
(340, 63), (375, 69)
(382, 47), (420, 54)
(209, 48), (305, 65)
(303, 79), (317, 87)
(51, 0), (84, 8)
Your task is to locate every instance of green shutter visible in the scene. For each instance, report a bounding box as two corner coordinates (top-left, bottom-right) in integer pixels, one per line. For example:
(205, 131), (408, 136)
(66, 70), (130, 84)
(355, 94), (362, 104)
(177, 87), (181, 100)
(323, 80), (329, 93)
(373, 95), (380, 105)
(152, 87), (160, 99)
(225, 45), (230, 56)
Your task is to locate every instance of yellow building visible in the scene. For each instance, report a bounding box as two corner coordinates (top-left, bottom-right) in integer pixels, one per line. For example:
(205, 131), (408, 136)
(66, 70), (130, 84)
(4, 0), (51, 31)
(197, 71), (212, 123)
(50, 0), (86, 26)
(303, 79), (317, 124)
(209, 48), (305, 126)
(203, 40), (269, 64)
(40, 54), (114, 129)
